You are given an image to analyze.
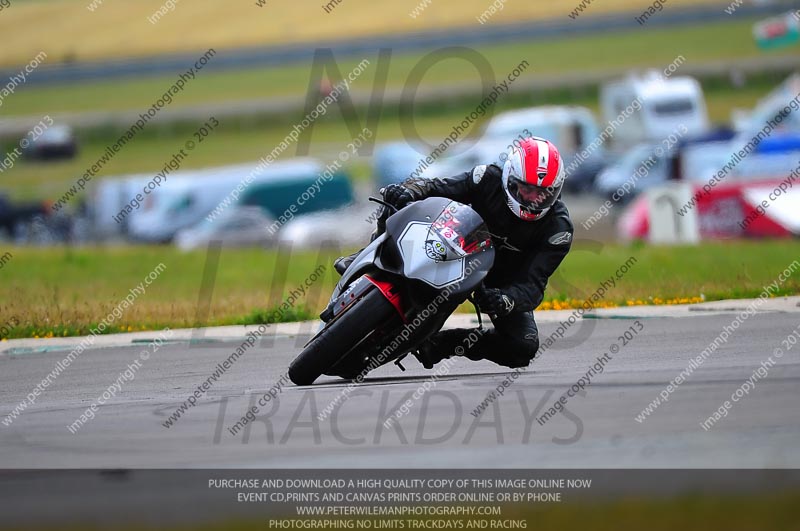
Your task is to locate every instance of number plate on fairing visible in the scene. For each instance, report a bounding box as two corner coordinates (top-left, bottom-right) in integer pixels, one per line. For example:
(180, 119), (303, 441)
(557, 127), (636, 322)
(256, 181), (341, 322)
(397, 222), (466, 288)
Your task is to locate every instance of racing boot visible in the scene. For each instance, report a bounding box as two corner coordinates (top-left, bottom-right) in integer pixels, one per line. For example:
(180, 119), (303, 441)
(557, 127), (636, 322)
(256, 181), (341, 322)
(413, 329), (471, 369)
(414, 340), (447, 370)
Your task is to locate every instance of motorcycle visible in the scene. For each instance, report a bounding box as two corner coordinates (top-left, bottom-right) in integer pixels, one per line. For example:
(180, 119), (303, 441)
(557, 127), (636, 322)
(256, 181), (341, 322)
(288, 196), (495, 385)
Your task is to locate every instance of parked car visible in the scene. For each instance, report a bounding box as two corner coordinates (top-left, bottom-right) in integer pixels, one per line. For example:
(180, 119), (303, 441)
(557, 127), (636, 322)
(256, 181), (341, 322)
(0, 193), (49, 238)
(22, 124), (77, 161)
(174, 206), (276, 251)
(595, 128), (800, 201)
(594, 143), (668, 201)
(279, 205), (376, 249)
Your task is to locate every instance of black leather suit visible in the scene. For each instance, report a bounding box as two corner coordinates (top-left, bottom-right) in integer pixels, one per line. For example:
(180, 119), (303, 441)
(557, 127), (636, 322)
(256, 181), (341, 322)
(400, 163), (573, 368)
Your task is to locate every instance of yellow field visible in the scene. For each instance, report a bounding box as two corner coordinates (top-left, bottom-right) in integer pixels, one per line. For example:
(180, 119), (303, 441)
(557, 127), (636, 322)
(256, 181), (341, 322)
(0, 0), (725, 67)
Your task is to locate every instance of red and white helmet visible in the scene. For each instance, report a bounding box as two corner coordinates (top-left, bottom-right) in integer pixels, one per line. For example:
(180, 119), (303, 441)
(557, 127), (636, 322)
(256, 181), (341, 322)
(501, 137), (566, 221)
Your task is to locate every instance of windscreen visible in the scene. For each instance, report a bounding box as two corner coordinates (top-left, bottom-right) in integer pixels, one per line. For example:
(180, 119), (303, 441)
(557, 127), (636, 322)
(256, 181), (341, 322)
(427, 202), (492, 260)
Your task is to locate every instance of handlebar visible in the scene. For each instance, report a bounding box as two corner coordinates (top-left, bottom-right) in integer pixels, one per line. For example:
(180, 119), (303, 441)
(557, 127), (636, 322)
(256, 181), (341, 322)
(368, 195), (398, 214)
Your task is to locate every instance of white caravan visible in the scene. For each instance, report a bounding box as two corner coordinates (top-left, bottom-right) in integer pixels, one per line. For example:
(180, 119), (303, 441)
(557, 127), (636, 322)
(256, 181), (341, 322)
(600, 71), (710, 149)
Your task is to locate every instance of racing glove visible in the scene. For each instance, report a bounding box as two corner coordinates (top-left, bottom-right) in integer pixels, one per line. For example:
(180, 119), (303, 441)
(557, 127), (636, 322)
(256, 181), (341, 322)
(474, 287), (515, 318)
(382, 184), (418, 209)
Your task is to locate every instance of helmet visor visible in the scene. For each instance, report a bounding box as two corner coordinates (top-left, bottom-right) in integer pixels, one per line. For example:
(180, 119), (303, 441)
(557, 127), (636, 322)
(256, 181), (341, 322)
(507, 177), (561, 213)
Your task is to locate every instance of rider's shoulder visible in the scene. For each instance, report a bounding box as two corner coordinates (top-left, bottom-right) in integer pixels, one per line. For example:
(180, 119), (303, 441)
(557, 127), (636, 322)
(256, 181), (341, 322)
(470, 163), (502, 185)
(548, 199), (574, 233)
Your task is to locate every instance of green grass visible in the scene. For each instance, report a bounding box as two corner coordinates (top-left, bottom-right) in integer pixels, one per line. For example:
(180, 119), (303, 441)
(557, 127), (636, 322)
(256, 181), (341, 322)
(554, 239), (800, 303)
(2, 17), (790, 118)
(1, 241), (798, 340)
(0, 0), (723, 68)
(0, 246), (343, 340)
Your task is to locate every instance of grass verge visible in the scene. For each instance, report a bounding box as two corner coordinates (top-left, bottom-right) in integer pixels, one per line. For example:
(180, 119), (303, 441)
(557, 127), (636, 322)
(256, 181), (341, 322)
(1, 240), (798, 340)
(1, 17), (787, 117)
(0, 0), (727, 69)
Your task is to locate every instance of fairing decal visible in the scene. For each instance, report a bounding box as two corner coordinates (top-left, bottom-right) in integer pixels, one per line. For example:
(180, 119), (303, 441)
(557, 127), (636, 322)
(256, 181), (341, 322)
(365, 275), (406, 322)
(397, 222), (466, 288)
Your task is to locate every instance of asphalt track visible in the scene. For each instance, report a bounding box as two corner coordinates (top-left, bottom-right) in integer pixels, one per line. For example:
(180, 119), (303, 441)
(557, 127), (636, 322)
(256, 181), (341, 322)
(1, 301), (799, 470)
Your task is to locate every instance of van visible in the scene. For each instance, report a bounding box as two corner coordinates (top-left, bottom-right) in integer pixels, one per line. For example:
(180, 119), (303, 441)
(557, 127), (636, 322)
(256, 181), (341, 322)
(95, 159), (353, 242)
(600, 71), (709, 150)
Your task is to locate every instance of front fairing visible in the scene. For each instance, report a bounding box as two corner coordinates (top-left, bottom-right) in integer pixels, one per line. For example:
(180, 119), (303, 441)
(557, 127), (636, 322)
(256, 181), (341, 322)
(382, 198), (494, 292)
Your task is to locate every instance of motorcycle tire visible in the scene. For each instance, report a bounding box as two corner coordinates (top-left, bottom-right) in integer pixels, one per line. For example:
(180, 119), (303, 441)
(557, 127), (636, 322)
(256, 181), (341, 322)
(288, 288), (397, 385)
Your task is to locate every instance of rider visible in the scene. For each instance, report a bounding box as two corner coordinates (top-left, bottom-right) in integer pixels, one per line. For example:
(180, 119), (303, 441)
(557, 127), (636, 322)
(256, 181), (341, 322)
(336, 137), (573, 369)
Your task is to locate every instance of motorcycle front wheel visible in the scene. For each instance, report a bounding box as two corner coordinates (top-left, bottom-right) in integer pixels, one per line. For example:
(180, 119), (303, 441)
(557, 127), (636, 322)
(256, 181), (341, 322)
(288, 288), (397, 385)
